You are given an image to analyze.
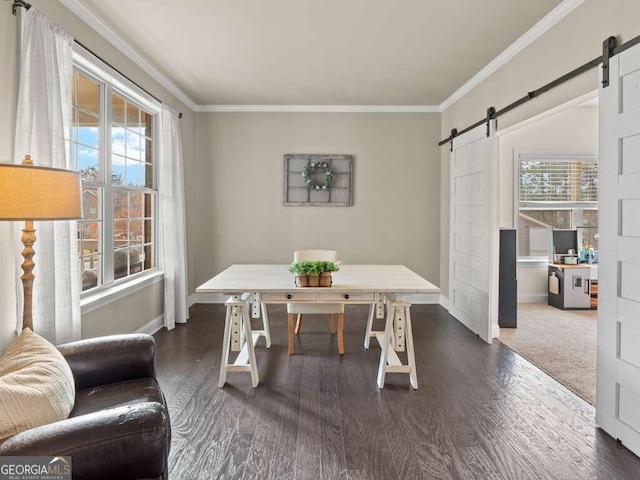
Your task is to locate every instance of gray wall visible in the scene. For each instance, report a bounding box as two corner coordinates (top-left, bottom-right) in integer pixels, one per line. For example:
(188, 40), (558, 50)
(439, 0), (640, 298)
(194, 113), (441, 287)
(0, 1), (199, 350)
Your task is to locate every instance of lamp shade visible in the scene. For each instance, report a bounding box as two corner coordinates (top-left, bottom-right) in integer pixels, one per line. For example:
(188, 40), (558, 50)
(0, 163), (82, 220)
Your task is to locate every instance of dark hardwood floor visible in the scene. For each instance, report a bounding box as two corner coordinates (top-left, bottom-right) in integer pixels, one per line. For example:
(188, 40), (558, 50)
(153, 304), (640, 480)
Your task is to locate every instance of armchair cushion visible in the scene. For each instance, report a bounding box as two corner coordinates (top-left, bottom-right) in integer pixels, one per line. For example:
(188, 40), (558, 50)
(71, 378), (164, 417)
(0, 328), (75, 440)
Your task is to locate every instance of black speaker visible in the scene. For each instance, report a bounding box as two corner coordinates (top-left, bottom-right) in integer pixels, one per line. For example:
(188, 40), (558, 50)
(499, 229), (517, 328)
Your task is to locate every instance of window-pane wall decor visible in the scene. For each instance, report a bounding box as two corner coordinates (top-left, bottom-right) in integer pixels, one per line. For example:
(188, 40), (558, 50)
(283, 154), (353, 206)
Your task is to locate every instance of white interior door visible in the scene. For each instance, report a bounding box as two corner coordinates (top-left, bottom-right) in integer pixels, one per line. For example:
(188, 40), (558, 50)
(597, 43), (640, 456)
(449, 123), (498, 344)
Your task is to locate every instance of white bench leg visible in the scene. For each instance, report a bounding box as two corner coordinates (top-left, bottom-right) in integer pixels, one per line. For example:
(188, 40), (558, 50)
(219, 305), (233, 388)
(376, 303), (395, 388)
(405, 306), (418, 389)
(242, 300), (259, 387)
(364, 303), (375, 350)
(261, 303), (271, 348)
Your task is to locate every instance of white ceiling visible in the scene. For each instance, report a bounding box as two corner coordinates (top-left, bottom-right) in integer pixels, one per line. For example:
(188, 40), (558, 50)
(74, 0), (564, 107)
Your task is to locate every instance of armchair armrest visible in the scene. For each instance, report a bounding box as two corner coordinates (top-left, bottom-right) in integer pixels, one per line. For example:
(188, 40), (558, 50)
(0, 403), (168, 480)
(57, 334), (156, 391)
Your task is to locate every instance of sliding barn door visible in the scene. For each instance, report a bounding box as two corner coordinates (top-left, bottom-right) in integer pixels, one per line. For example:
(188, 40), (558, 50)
(597, 42), (640, 456)
(449, 124), (498, 344)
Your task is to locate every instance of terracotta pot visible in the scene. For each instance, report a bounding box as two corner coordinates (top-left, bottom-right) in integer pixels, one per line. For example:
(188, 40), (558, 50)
(319, 272), (332, 287)
(295, 274), (309, 287)
(307, 273), (320, 287)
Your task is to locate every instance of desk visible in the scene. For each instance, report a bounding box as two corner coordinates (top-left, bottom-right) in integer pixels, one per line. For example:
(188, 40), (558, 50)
(196, 264), (440, 389)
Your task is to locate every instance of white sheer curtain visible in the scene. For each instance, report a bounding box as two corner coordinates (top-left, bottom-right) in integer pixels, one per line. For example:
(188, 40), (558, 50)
(13, 8), (80, 343)
(158, 106), (189, 330)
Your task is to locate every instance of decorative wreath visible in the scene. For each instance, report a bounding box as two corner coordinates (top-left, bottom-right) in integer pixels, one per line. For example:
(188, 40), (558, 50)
(302, 161), (333, 191)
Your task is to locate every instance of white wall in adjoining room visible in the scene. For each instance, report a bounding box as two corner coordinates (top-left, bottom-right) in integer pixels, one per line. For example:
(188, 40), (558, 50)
(498, 103), (598, 299)
(194, 112), (442, 289)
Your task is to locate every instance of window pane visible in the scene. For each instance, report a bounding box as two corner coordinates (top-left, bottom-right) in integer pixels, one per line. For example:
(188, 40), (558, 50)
(127, 103), (140, 129)
(113, 94), (125, 125)
(130, 192), (143, 218)
(114, 188), (128, 219)
(130, 219), (143, 243)
(114, 248), (129, 280)
(126, 161), (142, 186)
(112, 156), (126, 185)
(78, 147), (99, 180)
(82, 187), (100, 220)
(114, 220), (129, 246)
(81, 255), (100, 291)
(126, 131), (142, 161)
(77, 111), (99, 148)
(78, 74), (99, 114)
(112, 127), (126, 156)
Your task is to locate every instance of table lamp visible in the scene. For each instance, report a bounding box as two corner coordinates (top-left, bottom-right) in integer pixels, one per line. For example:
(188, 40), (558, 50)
(0, 155), (81, 331)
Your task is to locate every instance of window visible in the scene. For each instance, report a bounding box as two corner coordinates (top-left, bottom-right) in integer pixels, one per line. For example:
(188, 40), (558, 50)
(516, 153), (598, 260)
(72, 55), (159, 293)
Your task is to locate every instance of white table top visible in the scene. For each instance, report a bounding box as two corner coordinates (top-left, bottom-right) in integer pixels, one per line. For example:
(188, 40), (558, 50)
(196, 264), (440, 294)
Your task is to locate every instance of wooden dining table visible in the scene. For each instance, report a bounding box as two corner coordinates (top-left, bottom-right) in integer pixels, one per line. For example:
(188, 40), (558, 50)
(196, 264), (440, 389)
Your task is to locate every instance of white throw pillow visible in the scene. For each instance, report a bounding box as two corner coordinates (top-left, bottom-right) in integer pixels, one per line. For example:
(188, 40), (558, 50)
(0, 328), (75, 439)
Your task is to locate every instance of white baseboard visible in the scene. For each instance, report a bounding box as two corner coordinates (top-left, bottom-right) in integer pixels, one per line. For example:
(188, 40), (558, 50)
(439, 294), (450, 311)
(136, 314), (164, 335)
(518, 293), (547, 304)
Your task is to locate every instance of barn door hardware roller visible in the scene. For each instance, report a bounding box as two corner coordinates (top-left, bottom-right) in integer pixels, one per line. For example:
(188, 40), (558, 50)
(601, 36), (617, 88)
(449, 129), (458, 152)
(485, 107), (496, 137)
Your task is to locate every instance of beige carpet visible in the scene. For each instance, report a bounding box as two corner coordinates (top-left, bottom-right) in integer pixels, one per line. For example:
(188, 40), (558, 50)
(498, 303), (597, 404)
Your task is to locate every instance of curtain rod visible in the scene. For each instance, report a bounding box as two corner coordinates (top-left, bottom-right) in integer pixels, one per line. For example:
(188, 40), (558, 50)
(10, 0), (183, 119)
(439, 32), (640, 149)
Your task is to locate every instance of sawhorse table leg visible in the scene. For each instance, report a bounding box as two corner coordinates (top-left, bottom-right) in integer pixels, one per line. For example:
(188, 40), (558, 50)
(374, 294), (418, 389)
(219, 294), (264, 388)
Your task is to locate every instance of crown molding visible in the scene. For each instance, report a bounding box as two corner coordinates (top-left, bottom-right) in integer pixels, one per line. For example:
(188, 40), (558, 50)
(195, 105), (440, 113)
(438, 0), (586, 112)
(58, 0), (198, 111)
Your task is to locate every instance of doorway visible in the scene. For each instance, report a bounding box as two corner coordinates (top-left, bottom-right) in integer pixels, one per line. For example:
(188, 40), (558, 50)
(495, 92), (599, 404)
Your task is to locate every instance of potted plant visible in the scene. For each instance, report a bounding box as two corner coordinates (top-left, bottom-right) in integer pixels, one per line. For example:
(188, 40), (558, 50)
(307, 261), (321, 287)
(318, 260), (339, 287)
(289, 261), (309, 287)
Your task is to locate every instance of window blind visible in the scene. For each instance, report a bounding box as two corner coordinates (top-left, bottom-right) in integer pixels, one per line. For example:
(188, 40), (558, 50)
(519, 159), (598, 202)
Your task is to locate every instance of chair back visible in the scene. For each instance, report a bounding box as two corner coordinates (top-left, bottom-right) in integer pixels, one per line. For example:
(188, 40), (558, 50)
(293, 250), (338, 262)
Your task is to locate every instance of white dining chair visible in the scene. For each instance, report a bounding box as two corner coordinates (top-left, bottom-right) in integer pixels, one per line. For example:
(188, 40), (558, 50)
(287, 250), (344, 355)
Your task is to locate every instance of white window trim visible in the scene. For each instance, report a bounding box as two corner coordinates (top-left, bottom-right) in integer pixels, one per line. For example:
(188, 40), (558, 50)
(513, 149), (598, 264)
(81, 269), (163, 315)
(73, 45), (163, 305)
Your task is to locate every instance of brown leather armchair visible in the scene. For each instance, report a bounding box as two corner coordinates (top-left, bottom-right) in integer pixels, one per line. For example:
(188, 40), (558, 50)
(0, 334), (171, 480)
